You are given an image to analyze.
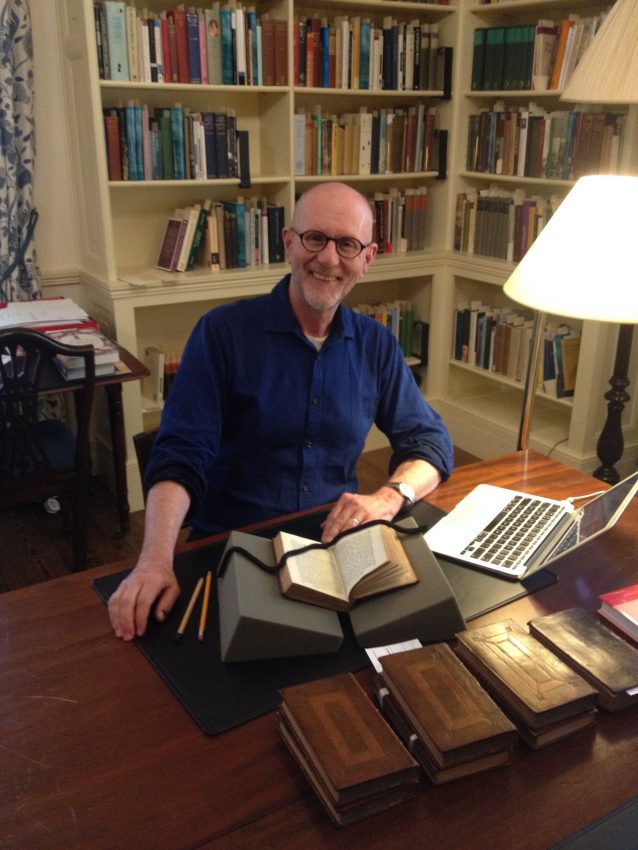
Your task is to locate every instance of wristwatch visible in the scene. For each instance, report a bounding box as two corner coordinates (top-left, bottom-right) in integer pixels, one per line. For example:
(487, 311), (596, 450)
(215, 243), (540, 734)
(384, 481), (416, 509)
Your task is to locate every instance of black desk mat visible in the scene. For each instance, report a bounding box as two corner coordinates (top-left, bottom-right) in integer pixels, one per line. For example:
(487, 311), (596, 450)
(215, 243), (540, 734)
(93, 504), (555, 735)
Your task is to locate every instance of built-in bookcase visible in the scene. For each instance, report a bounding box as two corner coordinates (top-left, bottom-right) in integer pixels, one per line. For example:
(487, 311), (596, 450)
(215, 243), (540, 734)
(57, 0), (637, 510)
(429, 0), (638, 471)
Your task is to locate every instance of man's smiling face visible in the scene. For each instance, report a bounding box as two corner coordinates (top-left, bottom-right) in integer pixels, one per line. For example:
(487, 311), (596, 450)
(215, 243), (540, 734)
(283, 184), (378, 324)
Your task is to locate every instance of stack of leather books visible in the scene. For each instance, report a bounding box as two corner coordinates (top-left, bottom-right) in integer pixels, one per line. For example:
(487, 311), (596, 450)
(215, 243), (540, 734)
(375, 644), (518, 783)
(528, 607), (638, 712)
(455, 620), (598, 749)
(278, 673), (419, 827)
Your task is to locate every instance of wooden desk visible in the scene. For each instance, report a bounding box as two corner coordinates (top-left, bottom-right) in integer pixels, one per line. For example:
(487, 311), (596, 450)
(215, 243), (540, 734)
(1, 451), (636, 850)
(40, 345), (149, 533)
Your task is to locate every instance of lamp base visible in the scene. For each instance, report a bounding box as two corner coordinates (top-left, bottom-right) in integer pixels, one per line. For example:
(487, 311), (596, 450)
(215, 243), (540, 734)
(593, 324), (633, 484)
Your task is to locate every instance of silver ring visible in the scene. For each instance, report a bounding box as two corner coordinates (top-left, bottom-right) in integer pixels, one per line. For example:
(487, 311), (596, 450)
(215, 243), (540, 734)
(352, 517), (361, 527)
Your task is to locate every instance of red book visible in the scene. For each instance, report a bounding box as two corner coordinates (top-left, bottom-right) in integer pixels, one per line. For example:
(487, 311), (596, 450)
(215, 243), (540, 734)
(599, 584), (638, 643)
(169, 8), (190, 83)
(27, 318), (99, 335)
(261, 17), (275, 86)
(274, 18), (288, 86)
(160, 16), (172, 83)
(104, 112), (122, 180)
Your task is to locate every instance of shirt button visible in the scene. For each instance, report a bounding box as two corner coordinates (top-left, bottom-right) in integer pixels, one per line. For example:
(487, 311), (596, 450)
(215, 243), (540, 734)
(305, 440), (313, 448)
(312, 397), (319, 405)
(302, 484), (310, 493)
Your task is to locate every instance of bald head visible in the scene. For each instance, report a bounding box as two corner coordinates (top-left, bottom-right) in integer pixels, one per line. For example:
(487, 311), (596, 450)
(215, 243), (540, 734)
(291, 183), (374, 243)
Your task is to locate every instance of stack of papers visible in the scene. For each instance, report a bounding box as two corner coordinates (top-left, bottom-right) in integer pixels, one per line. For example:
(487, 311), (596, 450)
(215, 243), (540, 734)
(0, 298), (89, 329)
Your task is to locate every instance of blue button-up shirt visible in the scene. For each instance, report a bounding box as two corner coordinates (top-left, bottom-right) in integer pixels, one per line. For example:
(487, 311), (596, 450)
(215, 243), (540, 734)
(146, 276), (453, 535)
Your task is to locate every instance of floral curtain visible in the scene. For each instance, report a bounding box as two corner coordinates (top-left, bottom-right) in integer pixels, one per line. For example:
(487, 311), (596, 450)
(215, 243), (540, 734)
(0, 0), (38, 301)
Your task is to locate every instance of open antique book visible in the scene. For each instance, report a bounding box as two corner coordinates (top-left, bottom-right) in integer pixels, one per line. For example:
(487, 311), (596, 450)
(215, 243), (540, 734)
(273, 524), (418, 612)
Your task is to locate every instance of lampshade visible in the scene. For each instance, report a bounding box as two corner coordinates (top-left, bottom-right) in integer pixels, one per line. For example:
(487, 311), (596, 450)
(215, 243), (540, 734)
(503, 175), (638, 323)
(561, 0), (638, 103)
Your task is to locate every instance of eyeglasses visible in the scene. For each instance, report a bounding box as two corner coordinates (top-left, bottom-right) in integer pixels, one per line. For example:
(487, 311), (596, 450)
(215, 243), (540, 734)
(290, 228), (371, 259)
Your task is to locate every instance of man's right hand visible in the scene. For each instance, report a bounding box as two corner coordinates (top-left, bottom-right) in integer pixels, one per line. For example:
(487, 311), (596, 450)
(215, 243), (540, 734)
(108, 559), (180, 641)
(108, 480), (192, 641)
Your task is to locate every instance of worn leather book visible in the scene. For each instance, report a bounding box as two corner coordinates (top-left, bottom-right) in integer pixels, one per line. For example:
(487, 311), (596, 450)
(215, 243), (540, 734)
(515, 708), (597, 750)
(375, 682), (513, 783)
(528, 607), (638, 712)
(278, 673), (419, 818)
(455, 620), (598, 729)
(274, 524), (417, 611)
(379, 644), (517, 769)
(278, 721), (418, 827)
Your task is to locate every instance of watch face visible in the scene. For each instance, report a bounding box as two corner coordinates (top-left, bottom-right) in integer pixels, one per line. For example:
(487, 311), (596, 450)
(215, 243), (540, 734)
(399, 482), (415, 504)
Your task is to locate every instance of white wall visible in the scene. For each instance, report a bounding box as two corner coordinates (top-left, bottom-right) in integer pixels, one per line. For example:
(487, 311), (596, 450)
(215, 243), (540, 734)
(32, 1), (81, 284)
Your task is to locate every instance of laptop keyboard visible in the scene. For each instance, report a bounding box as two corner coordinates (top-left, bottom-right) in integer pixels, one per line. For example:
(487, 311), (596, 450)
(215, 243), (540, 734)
(460, 496), (565, 571)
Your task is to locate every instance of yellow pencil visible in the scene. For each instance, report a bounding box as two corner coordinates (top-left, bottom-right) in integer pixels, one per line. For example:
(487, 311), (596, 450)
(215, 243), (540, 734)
(198, 571), (213, 642)
(175, 576), (204, 643)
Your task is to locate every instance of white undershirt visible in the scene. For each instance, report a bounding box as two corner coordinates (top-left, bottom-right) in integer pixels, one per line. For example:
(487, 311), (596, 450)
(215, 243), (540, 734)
(306, 334), (328, 350)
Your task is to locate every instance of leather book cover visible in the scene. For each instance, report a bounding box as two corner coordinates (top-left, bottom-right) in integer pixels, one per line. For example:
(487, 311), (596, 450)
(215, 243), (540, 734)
(278, 720), (418, 827)
(515, 708), (597, 750)
(528, 607), (638, 712)
(279, 673), (418, 806)
(379, 644), (517, 768)
(375, 683), (512, 784)
(455, 620), (597, 729)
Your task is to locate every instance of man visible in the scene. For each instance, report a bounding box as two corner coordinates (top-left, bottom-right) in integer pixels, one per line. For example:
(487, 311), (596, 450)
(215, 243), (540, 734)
(108, 183), (453, 641)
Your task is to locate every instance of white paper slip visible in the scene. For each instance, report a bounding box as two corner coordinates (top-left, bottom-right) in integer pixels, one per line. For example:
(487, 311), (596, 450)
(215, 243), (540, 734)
(366, 639), (423, 673)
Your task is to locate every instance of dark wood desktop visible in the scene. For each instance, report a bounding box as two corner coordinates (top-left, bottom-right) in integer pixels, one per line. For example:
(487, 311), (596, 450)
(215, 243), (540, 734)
(39, 344), (149, 533)
(1, 451), (636, 850)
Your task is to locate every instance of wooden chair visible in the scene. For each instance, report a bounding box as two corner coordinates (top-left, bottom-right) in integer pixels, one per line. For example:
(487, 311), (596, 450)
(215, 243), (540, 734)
(0, 328), (95, 572)
(133, 426), (159, 498)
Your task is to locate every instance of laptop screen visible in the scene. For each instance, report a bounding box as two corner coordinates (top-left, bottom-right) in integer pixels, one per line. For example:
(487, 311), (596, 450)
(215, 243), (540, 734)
(545, 470), (638, 564)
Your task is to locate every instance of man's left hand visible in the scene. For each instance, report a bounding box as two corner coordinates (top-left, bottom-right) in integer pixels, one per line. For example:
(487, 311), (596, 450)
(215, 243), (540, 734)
(320, 489), (403, 543)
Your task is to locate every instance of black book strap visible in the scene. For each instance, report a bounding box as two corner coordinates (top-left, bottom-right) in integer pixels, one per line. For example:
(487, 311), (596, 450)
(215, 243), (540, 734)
(216, 518), (429, 579)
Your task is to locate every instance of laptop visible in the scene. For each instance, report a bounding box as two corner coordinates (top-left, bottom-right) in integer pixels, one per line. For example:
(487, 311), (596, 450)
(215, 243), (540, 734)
(424, 470), (638, 580)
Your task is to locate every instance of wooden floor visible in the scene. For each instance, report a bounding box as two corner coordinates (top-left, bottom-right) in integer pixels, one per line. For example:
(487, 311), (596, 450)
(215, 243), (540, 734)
(0, 446), (478, 594)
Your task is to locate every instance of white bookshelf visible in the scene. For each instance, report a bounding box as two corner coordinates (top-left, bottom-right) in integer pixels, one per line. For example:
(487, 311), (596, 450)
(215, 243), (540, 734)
(57, 0), (638, 509)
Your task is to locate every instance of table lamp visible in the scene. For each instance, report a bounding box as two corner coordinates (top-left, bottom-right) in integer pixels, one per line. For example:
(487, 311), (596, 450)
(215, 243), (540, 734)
(503, 0), (638, 482)
(503, 175), (638, 481)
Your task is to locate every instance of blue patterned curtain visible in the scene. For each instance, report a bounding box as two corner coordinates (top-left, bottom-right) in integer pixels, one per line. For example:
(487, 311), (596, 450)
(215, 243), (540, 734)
(0, 0), (38, 301)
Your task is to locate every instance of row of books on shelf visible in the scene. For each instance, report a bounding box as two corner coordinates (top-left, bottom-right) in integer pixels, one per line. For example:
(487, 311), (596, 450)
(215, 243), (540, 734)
(280, 605), (638, 825)
(156, 196), (285, 274)
(141, 345), (181, 407)
(294, 105), (445, 178)
(471, 12), (608, 93)
(352, 301), (426, 362)
(95, 0), (287, 86)
(370, 188), (429, 256)
(293, 17), (451, 94)
(453, 188), (560, 263)
(466, 103), (625, 181)
(103, 104), (248, 182)
(453, 301), (581, 398)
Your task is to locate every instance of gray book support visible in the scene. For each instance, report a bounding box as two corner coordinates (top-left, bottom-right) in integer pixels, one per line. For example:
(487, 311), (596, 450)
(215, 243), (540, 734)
(218, 522), (465, 662)
(218, 531), (344, 662)
(348, 519), (466, 647)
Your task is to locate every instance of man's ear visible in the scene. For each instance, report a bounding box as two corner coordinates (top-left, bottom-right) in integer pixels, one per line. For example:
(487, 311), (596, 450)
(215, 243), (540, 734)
(361, 241), (379, 270)
(282, 226), (294, 261)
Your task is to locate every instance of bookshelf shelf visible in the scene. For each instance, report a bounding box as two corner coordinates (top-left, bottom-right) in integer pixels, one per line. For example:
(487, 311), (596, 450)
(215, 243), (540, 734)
(449, 359), (575, 408)
(302, 0), (458, 17)
(295, 171), (441, 184)
(468, 0), (609, 15)
(99, 80), (287, 94)
(108, 175), (290, 188)
(459, 170), (573, 188)
(294, 87), (445, 99)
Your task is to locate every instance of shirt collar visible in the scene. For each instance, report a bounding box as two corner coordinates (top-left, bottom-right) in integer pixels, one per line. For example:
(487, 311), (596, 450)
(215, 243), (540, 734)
(265, 275), (354, 341)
